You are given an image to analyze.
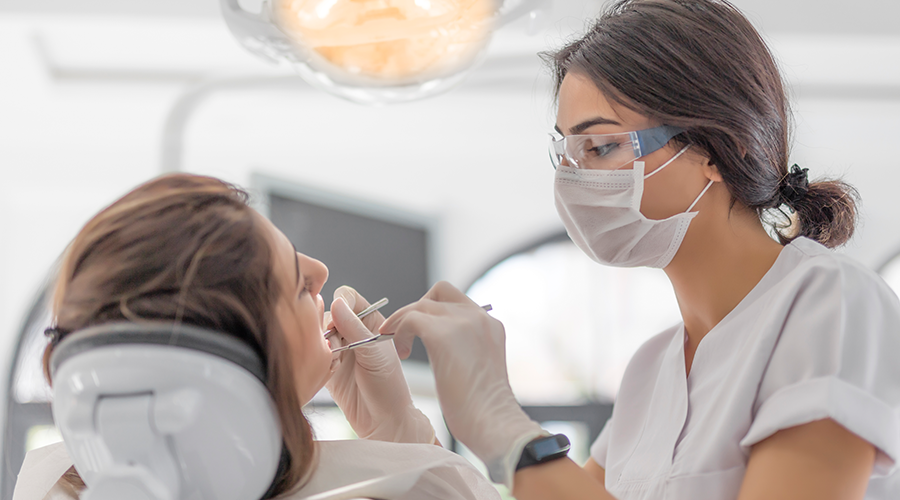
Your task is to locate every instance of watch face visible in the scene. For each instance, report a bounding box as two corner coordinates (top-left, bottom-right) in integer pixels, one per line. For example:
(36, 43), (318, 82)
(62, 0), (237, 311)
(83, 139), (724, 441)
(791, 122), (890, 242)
(531, 434), (571, 461)
(533, 438), (563, 460)
(516, 434), (572, 472)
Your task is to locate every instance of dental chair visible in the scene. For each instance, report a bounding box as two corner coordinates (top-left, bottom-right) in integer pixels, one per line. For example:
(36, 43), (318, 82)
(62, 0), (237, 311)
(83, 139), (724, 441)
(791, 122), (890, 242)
(50, 323), (426, 500)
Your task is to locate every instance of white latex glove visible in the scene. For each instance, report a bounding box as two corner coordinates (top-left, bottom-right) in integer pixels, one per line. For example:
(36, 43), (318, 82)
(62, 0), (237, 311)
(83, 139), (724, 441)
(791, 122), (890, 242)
(379, 281), (546, 490)
(325, 286), (436, 445)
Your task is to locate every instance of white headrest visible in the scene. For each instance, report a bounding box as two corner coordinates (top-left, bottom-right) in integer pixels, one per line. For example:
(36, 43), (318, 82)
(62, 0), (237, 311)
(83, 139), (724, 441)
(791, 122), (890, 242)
(50, 323), (284, 500)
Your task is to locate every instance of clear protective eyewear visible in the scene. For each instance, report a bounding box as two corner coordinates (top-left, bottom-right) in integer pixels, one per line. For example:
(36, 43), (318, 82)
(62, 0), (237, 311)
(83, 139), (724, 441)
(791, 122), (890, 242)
(549, 125), (684, 170)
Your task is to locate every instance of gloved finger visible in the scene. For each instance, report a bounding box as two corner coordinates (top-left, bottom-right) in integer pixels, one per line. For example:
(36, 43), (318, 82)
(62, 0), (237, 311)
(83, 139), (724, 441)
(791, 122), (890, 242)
(380, 297), (436, 335)
(328, 346), (345, 373)
(378, 312), (417, 360)
(323, 311), (344, 349)
(323, 310), (334, 332)
(327, 325), (349, 354)
(334, 285), (385, 333)
(380, 304), (449, 360)
(331, 297), (377, 343)
(327, 331), (349, 374)
(334, 285), (363, 310)
(332, 298), (400, 373)
(423, 281), (478, 306)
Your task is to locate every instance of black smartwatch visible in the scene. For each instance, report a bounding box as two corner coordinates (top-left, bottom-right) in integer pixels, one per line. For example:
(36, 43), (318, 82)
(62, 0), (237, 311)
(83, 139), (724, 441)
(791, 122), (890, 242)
(515, 434), (571, 471)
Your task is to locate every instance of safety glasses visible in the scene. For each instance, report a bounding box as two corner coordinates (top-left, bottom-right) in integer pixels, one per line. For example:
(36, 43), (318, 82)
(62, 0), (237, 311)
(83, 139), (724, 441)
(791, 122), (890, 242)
(549, 125), (684, 170)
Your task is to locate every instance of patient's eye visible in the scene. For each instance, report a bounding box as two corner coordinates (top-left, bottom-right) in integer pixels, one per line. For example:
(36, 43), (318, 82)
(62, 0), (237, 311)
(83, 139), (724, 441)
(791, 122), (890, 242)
(299, 277), (313, 298)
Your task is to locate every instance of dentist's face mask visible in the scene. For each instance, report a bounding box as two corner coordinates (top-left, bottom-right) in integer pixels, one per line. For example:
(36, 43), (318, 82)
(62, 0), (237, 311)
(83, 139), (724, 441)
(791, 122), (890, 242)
(552, 126), (713, 268)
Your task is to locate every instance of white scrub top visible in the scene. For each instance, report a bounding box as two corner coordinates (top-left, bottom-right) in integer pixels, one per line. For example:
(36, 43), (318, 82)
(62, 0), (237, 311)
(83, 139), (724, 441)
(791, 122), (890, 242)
(590, 237), (900, 499)
(13, 440), (500, 500)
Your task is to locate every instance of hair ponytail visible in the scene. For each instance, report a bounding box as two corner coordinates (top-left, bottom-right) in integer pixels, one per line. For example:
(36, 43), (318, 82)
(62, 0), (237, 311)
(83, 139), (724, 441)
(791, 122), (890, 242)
(777, 174), (860, 248)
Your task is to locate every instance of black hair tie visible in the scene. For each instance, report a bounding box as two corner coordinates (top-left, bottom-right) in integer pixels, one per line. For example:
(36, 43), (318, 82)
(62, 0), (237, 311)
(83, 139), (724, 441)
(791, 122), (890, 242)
(780, 164), (809, 205)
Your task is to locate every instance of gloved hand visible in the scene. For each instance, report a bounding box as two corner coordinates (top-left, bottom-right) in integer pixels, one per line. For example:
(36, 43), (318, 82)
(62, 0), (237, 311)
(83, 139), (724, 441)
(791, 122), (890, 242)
(325, 286), (436, 445)
(379, 281), (546, 490)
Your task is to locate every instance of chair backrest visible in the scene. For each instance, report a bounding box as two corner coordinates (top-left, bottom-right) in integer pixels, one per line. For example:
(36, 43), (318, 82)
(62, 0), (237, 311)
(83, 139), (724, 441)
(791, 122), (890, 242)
(50, 322), (283, 500)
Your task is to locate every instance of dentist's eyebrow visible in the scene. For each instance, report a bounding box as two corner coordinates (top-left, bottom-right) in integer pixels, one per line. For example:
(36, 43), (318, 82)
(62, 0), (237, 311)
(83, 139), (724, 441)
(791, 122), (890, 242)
(567, 117), (622, 135)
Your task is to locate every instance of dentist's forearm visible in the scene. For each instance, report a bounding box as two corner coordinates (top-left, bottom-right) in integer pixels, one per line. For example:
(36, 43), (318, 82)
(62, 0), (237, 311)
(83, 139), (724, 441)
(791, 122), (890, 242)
(512, 458), (616, 500)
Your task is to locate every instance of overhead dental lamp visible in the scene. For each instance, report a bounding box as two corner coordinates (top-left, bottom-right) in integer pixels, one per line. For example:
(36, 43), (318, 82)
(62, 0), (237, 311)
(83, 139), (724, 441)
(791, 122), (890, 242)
(221, 0), (549, 104)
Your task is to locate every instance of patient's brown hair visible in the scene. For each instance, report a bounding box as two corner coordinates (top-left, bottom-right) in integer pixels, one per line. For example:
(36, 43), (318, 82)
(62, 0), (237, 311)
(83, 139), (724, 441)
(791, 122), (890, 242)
(43, 173), (315, 497)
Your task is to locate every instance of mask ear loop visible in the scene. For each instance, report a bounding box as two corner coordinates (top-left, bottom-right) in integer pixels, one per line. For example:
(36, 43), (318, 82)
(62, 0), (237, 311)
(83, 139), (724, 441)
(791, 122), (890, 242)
(686, 179), (714, 212)
(640, 144), (713, 213)
(644, 145), (691, 179)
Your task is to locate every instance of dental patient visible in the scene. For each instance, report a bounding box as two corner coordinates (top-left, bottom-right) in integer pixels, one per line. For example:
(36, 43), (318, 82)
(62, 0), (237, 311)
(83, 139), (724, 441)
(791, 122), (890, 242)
(14, 174), (499, 500)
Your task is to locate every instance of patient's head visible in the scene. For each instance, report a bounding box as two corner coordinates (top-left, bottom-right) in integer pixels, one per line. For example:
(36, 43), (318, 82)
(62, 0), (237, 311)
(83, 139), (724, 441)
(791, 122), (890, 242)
(43, 173), (333, 496)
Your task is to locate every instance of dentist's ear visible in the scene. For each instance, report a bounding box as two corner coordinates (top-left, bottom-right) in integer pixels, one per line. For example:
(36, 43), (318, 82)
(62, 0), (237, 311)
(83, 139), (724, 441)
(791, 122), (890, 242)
(700, 156), (724, 182)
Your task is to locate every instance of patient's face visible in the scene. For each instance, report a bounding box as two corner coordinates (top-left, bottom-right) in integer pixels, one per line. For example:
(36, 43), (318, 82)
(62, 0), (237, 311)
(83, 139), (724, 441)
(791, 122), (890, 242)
(257, 212), (333, 405)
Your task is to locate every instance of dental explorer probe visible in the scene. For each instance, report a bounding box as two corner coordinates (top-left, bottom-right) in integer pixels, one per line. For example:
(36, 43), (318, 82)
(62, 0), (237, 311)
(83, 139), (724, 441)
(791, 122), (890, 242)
(330, 304), (493, 353)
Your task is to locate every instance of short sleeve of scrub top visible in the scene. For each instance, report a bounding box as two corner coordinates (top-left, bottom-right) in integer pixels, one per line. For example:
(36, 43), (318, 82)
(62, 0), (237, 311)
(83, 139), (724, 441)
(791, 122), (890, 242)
(739, 244), (900, 473)
(589, 237), (900, 500)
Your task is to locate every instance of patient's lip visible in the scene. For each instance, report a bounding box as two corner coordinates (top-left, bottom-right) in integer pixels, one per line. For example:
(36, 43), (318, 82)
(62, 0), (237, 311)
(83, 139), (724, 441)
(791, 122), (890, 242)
(317, 293), (326, 329)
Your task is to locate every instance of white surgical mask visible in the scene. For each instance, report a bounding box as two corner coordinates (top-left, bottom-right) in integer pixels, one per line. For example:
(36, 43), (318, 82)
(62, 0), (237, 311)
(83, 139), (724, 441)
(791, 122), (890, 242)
(554, 146), (713, 268)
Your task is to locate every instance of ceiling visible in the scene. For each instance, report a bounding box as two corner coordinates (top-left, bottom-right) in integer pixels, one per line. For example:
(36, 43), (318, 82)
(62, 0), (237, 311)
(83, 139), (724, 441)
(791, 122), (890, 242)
(0, 0), (898, 36)
(2, 0), (898, 99)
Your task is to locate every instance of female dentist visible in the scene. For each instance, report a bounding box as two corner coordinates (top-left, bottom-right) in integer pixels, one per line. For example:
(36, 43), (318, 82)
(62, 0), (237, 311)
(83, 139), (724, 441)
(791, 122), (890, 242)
(377, 0), (900, 499)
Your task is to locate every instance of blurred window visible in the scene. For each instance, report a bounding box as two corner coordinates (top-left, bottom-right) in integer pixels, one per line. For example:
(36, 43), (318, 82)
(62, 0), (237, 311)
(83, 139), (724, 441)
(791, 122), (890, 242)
(467, 234), (682, 403)
(465, 233), (683, 463)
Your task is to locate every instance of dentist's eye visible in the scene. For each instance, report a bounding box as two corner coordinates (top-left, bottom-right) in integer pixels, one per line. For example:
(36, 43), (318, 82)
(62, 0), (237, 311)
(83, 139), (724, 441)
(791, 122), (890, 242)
(587, 142), (619, 158)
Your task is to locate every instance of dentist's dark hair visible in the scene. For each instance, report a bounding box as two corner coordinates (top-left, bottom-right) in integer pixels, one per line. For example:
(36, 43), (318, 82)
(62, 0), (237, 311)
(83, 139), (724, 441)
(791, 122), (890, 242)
(543, 0), (858, 247)
(44, 174), (315, 498)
